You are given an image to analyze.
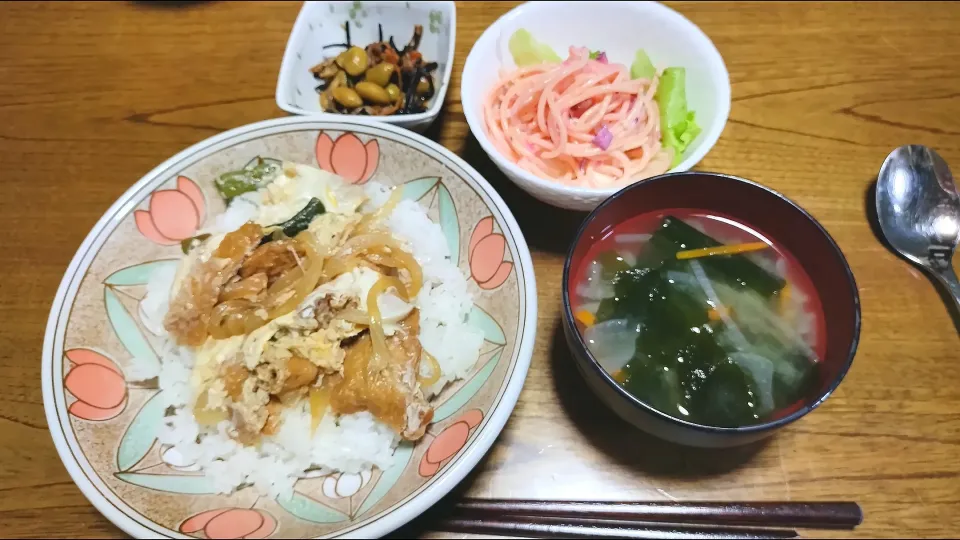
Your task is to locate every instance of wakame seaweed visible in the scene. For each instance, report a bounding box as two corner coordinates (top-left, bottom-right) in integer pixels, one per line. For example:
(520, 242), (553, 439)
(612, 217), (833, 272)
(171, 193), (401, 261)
(588, 215), (815, 427)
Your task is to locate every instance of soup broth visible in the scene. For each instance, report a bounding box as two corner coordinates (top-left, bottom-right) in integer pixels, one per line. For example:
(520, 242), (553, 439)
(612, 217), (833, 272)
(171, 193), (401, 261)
(572, 209), (826, 428)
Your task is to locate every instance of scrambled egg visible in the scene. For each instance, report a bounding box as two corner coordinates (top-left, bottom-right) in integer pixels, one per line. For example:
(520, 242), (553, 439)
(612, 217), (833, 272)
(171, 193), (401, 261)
(257, 163), (364, 225)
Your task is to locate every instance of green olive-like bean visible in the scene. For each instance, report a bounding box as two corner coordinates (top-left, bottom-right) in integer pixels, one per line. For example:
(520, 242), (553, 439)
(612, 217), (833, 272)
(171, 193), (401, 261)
(317, 61), (339, 80)
(319, 91), (333, 111)
(364, 63), (395, 87)
(335, 46), (368, 77)
(332, 87), (363, 108)
(355, 81), (392, 105)
(330, 70), (347, 90)
(385, 83), (402, 102)
(415, 76), (431, 95)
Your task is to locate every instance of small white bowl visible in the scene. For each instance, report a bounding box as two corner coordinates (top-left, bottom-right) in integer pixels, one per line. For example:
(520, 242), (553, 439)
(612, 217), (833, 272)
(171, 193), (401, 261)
(276, 1), (456, 133)
(461, 1), (731, 211)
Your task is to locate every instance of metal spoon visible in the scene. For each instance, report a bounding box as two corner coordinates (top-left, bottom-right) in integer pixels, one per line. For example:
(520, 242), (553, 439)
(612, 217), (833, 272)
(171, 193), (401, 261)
(876, 145), (960, 312)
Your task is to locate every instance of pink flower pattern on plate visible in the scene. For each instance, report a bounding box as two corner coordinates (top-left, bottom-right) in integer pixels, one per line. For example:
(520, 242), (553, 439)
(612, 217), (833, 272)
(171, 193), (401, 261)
(315, 132), (380, 184)
(135, 175), (206, 245)
(180, 508), (276, 539)
(468, 216), (513, 290)
(419, 409), (484, 477)
(64, 348), (127, 421)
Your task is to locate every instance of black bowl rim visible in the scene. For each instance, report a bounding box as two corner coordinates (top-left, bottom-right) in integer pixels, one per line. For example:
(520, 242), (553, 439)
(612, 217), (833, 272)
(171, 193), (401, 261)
(561, 171), (862, 435)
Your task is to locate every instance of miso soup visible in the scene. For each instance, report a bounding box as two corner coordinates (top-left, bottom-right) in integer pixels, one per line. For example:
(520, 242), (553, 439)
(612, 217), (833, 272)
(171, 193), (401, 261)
(572, 210), (826, 427)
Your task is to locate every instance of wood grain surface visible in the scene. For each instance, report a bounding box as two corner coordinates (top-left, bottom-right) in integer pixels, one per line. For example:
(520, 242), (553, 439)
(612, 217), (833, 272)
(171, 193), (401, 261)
(2, 1), (959, 538)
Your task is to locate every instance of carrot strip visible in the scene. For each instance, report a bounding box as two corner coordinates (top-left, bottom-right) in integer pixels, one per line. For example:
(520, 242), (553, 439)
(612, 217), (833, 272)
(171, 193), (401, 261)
(676, 241), (770, 260)
(574, 309), (596, 327)
(707, 306), (733, 322)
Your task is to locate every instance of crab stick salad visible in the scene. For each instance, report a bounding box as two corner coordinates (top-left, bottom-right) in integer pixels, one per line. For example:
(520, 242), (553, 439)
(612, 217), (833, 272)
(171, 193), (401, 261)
(482, 29), (702, 188)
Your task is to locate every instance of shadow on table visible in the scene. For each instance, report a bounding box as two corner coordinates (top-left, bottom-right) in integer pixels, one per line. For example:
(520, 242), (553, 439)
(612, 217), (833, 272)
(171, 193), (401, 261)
(864, 178), (960, 328)
(547, 321), (769, 478)
(386, 445), (500, 538)
(459, 134), (590, 255)
(420, 107), (448, 149)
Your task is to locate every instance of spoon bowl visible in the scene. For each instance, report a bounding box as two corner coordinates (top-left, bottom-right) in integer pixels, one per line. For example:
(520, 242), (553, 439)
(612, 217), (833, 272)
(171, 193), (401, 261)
(876, 145), (960, 311)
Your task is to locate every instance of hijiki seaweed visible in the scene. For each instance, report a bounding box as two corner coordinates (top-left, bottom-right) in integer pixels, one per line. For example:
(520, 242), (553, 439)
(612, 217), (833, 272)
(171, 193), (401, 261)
(311, 22), (438, 116)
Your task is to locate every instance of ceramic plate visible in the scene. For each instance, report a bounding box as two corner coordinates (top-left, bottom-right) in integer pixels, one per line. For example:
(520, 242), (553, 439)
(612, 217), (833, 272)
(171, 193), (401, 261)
(42, 117), (537, 538)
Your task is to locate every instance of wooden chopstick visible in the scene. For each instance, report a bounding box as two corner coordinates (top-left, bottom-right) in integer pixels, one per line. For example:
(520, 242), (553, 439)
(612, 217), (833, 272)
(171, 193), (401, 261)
(436, 516), (798, 539)
(452, 499), (863, 530)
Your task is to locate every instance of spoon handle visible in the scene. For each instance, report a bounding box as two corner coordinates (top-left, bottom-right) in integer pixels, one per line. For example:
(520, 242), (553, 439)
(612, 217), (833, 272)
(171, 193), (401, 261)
(932, 266), (960, 312)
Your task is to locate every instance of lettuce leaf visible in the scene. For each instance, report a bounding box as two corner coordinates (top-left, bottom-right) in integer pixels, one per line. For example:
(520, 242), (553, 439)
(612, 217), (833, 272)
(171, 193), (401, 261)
(655, 67), (701, 166)
(630, 49), (656, 79)
(508, 29), (562, 66)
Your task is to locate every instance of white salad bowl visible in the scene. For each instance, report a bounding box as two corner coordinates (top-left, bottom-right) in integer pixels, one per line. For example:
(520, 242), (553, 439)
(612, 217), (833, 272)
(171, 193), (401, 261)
(42, 116), (536, 538)
(461, 1), (731, 211)
(276, 1), (456, 133)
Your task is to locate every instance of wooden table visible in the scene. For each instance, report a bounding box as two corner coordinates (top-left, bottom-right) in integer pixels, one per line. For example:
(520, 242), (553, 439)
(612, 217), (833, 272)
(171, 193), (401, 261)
(2, 1), (959, 538)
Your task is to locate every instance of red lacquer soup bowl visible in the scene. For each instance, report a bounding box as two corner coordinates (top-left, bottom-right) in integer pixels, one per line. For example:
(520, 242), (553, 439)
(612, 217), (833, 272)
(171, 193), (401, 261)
(561, 172), (860, 448)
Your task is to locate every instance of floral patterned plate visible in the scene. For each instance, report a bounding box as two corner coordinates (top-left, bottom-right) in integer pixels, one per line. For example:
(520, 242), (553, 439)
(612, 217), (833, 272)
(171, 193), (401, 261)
(42, 117), (537, 539)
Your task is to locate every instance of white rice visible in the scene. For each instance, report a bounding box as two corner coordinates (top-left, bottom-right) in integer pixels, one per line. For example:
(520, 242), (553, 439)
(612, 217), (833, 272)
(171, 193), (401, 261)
(139, 264), (177, 338)
(138, 175), (484, 498)
(200, 193), (261, 236)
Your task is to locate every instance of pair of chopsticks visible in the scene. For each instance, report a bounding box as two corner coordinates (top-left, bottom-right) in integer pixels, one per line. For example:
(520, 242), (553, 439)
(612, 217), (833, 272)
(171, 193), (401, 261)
(430, 499), (863, 539)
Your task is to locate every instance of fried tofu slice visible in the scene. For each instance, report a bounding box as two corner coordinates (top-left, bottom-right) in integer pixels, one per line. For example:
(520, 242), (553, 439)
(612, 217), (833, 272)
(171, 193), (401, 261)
(331, 311), (433, 440)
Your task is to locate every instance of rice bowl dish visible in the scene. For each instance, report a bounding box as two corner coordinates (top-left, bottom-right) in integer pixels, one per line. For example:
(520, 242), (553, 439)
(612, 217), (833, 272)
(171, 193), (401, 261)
(43, 118), (535, 539)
